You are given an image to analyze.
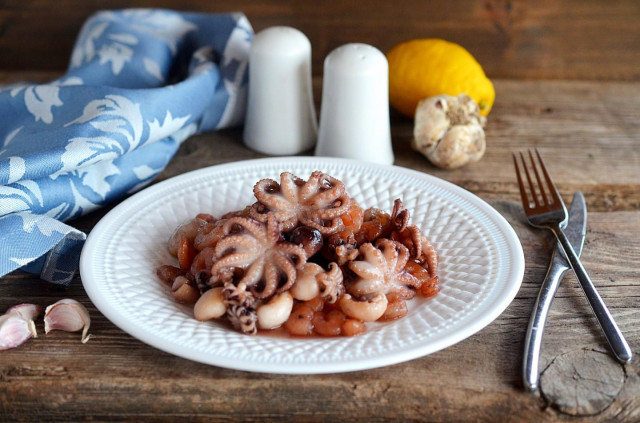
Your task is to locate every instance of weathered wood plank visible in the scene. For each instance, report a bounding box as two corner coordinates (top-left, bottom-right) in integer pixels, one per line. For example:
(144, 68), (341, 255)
(1, 78), (639, 421)
(1, 207), (639, 421)
(1, 0), (640, 80)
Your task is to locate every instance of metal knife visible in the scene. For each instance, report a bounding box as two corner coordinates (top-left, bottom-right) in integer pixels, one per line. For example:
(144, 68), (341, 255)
(522, 191), (587, 392)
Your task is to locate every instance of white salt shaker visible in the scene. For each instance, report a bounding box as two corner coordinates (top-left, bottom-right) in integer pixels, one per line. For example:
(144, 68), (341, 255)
(315, 43), (394, 165)
(243, 26), (317, 155)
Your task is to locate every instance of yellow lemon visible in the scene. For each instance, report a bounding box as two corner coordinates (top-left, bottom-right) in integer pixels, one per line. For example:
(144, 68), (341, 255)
(387, 39), (495, 118)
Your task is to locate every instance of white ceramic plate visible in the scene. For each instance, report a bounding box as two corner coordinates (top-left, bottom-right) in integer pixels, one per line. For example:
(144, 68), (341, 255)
(81, 157), (524, 374)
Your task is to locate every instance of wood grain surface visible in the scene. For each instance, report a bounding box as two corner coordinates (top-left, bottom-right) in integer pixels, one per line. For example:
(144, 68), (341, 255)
(1, 76), (639, 422)
(1, 0), (640, 80)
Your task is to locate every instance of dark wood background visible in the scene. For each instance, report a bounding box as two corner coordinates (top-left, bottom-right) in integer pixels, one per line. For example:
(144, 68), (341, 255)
(1, 0), (640, 80)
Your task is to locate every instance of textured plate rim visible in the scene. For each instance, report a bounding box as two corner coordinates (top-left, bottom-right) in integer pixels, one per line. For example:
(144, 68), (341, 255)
(80, 157), (524, 374)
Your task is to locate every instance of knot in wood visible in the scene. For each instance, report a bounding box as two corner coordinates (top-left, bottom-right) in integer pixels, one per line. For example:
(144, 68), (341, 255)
(539, 349), (625, 416)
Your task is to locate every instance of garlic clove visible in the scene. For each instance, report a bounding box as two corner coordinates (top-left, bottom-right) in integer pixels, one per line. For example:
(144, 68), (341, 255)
(0, 312), (37, 350)
(7, 303), (42, 321)
(44, 299), (91, 343)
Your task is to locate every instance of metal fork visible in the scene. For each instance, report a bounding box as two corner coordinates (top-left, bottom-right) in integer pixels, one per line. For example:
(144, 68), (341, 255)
(513, 149), (632, 364)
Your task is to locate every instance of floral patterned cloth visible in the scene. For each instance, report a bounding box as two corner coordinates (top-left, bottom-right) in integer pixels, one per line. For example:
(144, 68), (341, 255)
(0, 9), (252, 285)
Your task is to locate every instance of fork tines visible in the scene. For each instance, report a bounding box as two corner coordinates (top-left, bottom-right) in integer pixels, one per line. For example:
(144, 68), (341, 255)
(513, 149), (563, 211)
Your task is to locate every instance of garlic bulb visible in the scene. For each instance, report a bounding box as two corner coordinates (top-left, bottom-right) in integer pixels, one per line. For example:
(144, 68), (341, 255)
(412, 94), (486, 169)
(0, 304), (41, 350)
(44, 299), (91, 343)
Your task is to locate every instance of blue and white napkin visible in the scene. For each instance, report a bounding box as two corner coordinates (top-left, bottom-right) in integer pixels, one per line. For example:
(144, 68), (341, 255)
(0, 9), (253, 285)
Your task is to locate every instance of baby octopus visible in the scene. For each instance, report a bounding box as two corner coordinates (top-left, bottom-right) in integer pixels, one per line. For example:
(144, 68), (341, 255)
(211, 214), (306, 299)
(387, 199), (439, 278)
(250, 171), (351, 235)
(341, 239), (424, 322)
(157, 170), (440, 337)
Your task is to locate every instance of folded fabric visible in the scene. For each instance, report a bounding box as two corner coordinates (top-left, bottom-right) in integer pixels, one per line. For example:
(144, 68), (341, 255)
(0, 9), (253, 285)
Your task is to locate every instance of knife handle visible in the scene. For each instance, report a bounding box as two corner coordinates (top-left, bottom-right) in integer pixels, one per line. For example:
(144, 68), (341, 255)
(523, 260), (568, 391)
(552, 226), (633, 364)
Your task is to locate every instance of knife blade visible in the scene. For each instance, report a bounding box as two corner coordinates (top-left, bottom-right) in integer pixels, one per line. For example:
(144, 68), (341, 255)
(523, 191), (587, 392)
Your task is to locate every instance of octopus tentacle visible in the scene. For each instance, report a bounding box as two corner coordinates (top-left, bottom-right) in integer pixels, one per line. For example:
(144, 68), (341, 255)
(299, 216), (343, 236)
(348, 277), (385, 296)
(252, 178), (280, 200)
(396, 271), (422, 289)
(390, 224), (423, 261)
(279, 172), (304, 203)
(388, 285), (417, 300)
(298, 171), (323, 201)
(265, 214), (283, 245)
(239, 259), (266, 288)
(359, 243), (386, 267)
(212, 251), (259, 272)
(406, 226), (423, 259)
(307, 183), (348, 209)
(377, 239), (399, 266)
(223, 281), (255, 309)
(227, 304), (258, 335)
(419, 236), (438, 278)
(272, 253), (298, 293)
(349, 260), (384, 281)
(377, 238), (408, 271)
(307, 189), (344, 209)
(317, 262), (344, 303)
(390, 198), (410, 232)
(276, 243), (307, 267)
(251, 178), (298, 230)
(253, 259), (279, 298)
(222, 216), (266, 240)
(312, 197), (350, 220)
(215, 233), (260, 256)
(193, 219), (227, 250)
(273, 213), (298, 232)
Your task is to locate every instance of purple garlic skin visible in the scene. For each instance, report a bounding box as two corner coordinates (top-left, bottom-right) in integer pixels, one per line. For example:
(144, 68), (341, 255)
(0, 304), (41, 351)
(44, 299), (91, 343)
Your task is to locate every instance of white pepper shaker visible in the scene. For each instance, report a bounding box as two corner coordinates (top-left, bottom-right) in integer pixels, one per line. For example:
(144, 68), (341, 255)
(243, 26), (317, 155)
(315, 43), (394, 165)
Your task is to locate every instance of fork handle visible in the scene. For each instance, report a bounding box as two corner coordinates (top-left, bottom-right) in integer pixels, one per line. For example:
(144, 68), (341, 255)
(551, 226), (633, 364)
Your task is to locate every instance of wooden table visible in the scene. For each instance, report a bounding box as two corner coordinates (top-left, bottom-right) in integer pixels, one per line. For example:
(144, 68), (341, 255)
(1, 77), (639, 422)
(1, 0), (640, 420)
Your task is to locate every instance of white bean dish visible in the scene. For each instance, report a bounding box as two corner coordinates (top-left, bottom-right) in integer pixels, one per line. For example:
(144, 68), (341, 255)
(157, 171), (439, 337)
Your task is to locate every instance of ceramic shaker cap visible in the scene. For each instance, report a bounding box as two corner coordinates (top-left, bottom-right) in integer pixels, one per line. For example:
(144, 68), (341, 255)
(243, 26), (317, 155)
(315, 43), (393, 165)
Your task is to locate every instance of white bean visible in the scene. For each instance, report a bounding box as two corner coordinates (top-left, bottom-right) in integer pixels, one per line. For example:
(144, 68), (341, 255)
(290, 263), (323, 301)
(193, 287), (226, 321)
(257, 292), (294, 330)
